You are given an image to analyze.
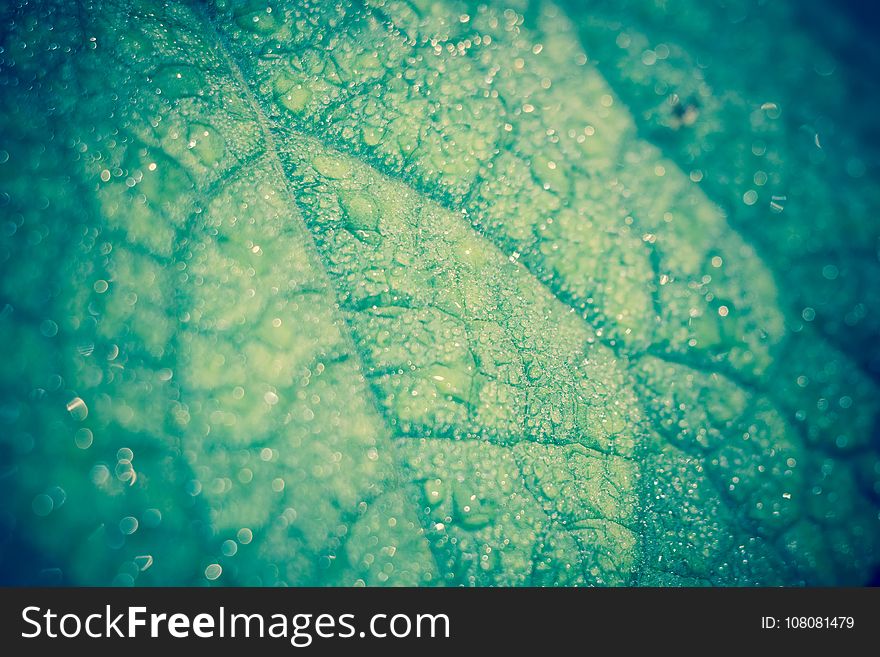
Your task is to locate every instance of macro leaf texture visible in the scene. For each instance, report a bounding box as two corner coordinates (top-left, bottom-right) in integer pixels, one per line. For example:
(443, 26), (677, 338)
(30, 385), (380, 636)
(0, 0), (879, 586)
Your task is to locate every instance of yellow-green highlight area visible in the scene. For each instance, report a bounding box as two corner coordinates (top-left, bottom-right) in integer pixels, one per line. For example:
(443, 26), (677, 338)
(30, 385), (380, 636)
(0, 0), (878, 586)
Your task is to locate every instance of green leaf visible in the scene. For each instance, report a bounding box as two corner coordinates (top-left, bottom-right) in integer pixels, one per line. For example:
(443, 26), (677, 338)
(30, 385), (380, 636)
(0, 0), (877, 586)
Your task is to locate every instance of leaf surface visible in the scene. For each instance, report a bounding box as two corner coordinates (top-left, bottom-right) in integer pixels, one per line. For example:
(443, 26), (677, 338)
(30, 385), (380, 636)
(0, 0), (877, 585)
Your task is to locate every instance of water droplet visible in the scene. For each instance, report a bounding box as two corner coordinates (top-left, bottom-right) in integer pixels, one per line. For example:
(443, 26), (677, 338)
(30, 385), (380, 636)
(90, 464), (110, 485)
(141, 508), (162, 528)
(39, 319), (58, 337)
(113, 573), (135, 587)
(74, 428), (93, 449)
(66, 397), (88, 421)
(115, 460), (136, 484)
(205, 563), (222, 581)
(119, 516), (139, 535)
(134, 555), (153, 571)
(47, 486), (66, 508)
(32, 494), (54, 517)
(760, 102), (781, 119)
